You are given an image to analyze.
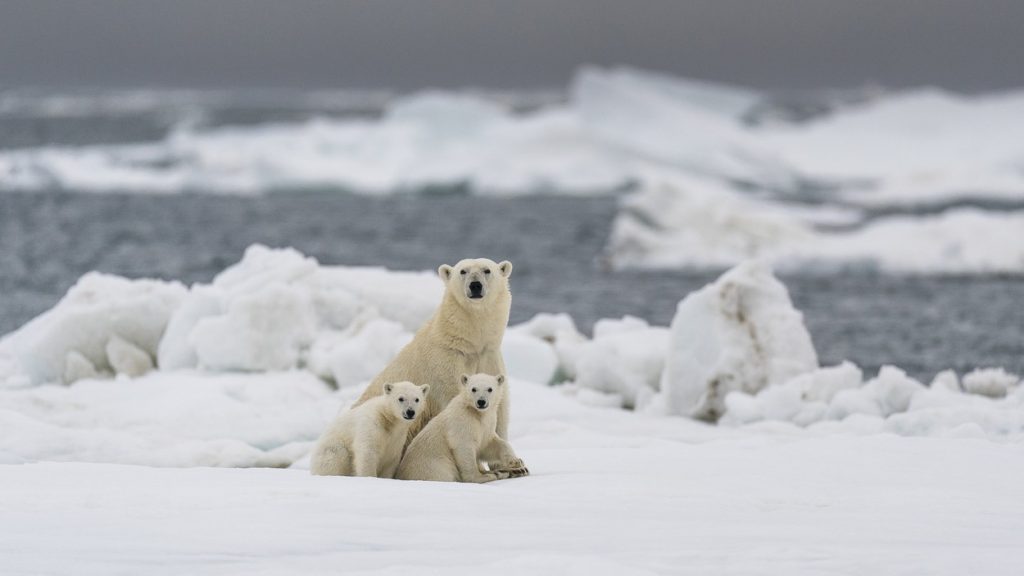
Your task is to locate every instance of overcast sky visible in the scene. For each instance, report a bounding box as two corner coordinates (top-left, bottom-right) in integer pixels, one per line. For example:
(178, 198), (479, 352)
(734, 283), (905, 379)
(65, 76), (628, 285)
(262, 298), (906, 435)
(2, 0), (1022, 92)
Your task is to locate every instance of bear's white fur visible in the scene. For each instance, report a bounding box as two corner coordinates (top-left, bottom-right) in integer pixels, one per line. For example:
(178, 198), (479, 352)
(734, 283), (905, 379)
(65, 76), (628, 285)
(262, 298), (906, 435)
(310, 381), (429, 478)
(396, 374), (526, 483)
(354, 258), (515, 442)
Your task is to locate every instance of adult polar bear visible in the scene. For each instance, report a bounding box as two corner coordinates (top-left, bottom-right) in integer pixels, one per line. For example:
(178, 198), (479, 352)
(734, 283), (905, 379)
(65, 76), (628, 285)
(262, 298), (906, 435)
(354, 258), (520, 462)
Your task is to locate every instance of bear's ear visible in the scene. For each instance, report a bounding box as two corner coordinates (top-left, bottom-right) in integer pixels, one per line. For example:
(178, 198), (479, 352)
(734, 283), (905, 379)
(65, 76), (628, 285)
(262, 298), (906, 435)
(461, 374), (470, 386)
(498, 261), (513, 278)
(438, 264), (453, 281)
(496, 374), (506, 386)
(420, 384), (430, 396)
(384, 383), (393, 395)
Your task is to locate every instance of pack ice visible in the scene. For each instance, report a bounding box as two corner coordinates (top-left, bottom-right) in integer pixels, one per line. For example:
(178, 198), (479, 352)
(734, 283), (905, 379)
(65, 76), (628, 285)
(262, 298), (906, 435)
(2, 66), (1023, 273)
(1, 244), (1021, 470)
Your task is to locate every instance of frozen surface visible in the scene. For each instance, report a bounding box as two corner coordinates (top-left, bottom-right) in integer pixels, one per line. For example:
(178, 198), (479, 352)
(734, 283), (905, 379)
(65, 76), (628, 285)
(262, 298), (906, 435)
(3, 67), (1023, 272)
(2, 381), (1024, 575)
(609, 174), (1024, 273)
(1, 249), (1024, 573)
(659, 261), (818, 420)
(0, 371), (337, 467)
(0, 273), (186, 385)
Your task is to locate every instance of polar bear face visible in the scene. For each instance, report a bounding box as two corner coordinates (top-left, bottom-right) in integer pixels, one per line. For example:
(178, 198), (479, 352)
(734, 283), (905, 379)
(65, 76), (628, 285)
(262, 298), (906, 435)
(438, 258), (512, 306)
(459, 373), (505, 411)
(383, 381), (430, 421)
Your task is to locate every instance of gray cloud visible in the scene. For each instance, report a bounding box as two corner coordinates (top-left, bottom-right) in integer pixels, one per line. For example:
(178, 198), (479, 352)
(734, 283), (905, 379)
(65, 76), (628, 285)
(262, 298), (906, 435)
(1, 0), (1022, 91)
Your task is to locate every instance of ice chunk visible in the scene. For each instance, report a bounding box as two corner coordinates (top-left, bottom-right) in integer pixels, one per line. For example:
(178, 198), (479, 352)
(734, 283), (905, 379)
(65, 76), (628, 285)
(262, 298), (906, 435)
(611, 178), (1024, 274)
(571, 66), (785, 184)
(192, 283), (317, 372)
(156, 286), (224, 370)
(105, 335), (154, 378)
(962, 368), (1020, 398)
(156, 245), (442, 374)
(789, 361), (863, 403)
(929, 369), (962, 393)
(0, 273), (186, 385)
(306, 317), (412, 390)
(502, 331), (559, 386)
(509, 313), (587, 382)
(572, 316), (669, 409)
(660, 261), (818, 420)
(870, 366), (926, 416)
(720, 362), (862, 426)
(63, 350), (99, 385)
(608, 172), (812, 269)
(826, 387), (884, 420)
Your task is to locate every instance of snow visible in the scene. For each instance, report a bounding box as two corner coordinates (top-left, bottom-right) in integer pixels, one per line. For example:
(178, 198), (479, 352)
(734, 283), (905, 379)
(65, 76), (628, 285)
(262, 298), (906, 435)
(2, 247), (1024, 573)
(152, 244), (441, 376)
(611, 174), (1024, 273)
(659, 260), (818, 421)
(962, 367), (1021, 398)
(565, 316), (669, 409)
(0, 272), (187, 385)
(2, 386), (1024, 575)
(3, 67), (1023, 273)
(0, 370), (337, 467)
(721, 363), (1024, 441)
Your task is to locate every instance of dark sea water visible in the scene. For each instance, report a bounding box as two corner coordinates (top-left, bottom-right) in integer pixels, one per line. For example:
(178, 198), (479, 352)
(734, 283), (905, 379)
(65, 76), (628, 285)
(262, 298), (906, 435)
(1, 95), (1021, 381)
(1, 191), (1021, 381)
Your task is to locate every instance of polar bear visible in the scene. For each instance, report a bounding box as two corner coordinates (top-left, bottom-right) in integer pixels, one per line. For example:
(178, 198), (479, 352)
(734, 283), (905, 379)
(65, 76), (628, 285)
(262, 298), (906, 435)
(310, 381), (429, 478)
(396, 373), (526, 483)
(354, 258), (516, 444)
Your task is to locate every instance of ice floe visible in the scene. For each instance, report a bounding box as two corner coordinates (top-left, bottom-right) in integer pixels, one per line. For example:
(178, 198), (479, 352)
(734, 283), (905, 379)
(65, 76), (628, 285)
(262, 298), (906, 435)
(3, 67), (1023, 272)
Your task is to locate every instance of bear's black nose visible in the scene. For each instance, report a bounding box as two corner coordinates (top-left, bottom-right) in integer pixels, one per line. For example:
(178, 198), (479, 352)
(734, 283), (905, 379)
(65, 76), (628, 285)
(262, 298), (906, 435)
(469, 281), (483, 298)
(476, 399), (487, 409)
(404, 409), (416, 420)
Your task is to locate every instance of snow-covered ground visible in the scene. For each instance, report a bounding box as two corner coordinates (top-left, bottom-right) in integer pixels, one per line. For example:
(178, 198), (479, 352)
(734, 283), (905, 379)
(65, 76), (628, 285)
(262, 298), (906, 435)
(4, 393), (1024, 576)
(1, 246), (1022, 573)
(2, 67), (1023, 273)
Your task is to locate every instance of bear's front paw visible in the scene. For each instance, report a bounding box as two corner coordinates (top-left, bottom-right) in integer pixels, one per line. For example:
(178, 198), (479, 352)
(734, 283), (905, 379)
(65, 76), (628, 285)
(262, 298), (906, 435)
(507, 466), (530, 478)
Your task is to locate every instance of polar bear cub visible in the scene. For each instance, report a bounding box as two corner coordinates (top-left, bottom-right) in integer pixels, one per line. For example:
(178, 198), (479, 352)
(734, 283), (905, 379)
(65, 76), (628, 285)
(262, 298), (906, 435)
(310, 381), (429, 478)
(396, 373), (527, 483)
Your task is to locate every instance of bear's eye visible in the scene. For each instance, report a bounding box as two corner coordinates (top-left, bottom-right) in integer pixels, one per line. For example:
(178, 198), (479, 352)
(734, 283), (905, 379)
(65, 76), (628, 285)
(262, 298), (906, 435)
(460, 269), (467, 275)
(398, 397), (404, 402)
(487, 387), (493, 393)
(415, 398), (420, 403)
(484, 268), (491, 274)
(471, 388), (477, 393)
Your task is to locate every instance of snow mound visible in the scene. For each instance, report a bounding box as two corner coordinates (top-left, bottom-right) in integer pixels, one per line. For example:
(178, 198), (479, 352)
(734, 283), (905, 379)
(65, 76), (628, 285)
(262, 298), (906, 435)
(0, 370), (340, 467)
(612, 176), (1024, 273)
(0, 273), (187, 385)
(567, 316), (669, 409)
(508, 312), (588, 382)
(721, 363), (1024, 440)
(156, 245), (441, 375)
(962, 367), (1020, 398)
(658, 260), (818, 420)
(607, 172), (813, 269)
